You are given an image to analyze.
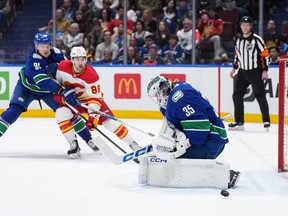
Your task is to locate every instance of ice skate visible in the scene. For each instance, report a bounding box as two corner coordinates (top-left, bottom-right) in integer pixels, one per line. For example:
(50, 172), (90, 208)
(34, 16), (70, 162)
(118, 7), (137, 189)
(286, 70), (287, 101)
(228, 122), (244, 131)
(263, 122), (270, 132)
(68, 140), (81, 159)
(228, 170), (241, 188)
(129, 141), (141, 151)
(87, 138), (101, 155)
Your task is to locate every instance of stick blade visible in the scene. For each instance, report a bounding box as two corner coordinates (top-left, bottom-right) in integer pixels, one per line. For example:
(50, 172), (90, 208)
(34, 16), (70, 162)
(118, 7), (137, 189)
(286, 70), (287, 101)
(94, 136), (123, 165)
(221, 113), (234, 121)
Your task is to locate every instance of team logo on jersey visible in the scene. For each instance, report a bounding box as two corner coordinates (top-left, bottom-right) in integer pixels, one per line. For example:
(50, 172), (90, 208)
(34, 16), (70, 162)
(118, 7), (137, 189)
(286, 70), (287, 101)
(172, 90), (183, 102)
(115, 74), (141, 99)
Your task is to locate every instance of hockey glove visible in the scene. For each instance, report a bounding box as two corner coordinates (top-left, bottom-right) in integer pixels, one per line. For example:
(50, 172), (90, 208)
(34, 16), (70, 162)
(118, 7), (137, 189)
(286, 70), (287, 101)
(46, 63), (58, 77)
(58, 88), (80, 107)
(152, 134), (176, 153)
(152, 131), (191, 160)
(174, 130), (191, 150)
(86, 114), (99, 131)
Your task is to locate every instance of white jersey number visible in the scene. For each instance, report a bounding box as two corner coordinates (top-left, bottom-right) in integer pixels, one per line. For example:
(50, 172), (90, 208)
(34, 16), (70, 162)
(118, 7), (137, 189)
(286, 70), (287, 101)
(33, 62), (41, 70)
(182, 104), (195, 117)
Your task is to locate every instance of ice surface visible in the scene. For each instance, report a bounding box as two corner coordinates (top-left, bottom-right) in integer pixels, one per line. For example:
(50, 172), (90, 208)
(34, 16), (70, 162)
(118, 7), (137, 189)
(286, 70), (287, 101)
(0, 118), (287, 216)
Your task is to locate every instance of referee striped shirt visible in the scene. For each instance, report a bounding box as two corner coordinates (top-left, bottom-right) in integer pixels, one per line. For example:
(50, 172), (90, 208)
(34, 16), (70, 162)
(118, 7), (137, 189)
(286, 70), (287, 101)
(233, 33), (269, 71)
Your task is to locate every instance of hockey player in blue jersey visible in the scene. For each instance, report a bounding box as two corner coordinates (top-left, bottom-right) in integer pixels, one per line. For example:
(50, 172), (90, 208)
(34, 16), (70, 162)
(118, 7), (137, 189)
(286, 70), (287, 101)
(147, 75), (240, 188)
(147, 75), (228, 159)
(0, 32), (79, 139)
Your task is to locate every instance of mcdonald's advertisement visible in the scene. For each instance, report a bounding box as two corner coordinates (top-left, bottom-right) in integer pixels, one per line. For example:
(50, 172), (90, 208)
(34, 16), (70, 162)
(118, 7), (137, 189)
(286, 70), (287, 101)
(0, 65), (280, 122)
(114, 74), (141, 98)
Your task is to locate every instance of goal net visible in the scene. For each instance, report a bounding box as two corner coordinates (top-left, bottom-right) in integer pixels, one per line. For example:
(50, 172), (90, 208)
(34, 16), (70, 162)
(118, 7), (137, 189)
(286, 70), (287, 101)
(278, 57), (288, 172)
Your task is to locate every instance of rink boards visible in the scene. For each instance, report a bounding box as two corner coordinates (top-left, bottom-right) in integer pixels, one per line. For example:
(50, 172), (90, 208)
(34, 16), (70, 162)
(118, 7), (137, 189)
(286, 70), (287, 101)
(0, 65), (280, 123)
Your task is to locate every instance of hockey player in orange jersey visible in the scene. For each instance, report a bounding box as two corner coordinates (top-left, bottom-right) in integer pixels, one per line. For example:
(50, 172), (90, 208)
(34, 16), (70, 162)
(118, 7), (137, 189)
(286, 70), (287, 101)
(51, 46), (141, 158)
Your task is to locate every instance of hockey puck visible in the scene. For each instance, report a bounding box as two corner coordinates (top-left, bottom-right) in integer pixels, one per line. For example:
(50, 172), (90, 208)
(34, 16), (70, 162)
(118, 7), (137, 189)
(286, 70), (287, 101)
(220, 189), (229, 197)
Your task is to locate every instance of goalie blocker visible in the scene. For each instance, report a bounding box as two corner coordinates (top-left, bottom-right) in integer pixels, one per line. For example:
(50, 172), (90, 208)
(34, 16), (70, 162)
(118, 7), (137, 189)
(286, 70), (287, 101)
(139, 156), (230, 189)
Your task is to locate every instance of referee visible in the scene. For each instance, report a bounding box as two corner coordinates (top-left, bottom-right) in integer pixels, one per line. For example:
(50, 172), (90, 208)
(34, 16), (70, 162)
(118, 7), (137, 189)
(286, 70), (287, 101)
(229, 16), (270, 130)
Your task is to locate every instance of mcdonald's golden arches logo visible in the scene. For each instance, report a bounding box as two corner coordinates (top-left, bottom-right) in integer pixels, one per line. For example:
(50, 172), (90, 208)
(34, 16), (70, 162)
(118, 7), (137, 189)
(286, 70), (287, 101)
(114, 74), (141, 99)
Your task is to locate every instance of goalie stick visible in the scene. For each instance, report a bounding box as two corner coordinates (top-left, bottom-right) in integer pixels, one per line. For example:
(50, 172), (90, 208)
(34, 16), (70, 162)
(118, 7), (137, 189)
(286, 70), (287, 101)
(80, 104), (156, 137)
(95, 113), (234, 165)
(65, 103), (139, 164)
(95, 136), (153, 165)
(221, 113), (233, 121)
(81, 104), (233, 138)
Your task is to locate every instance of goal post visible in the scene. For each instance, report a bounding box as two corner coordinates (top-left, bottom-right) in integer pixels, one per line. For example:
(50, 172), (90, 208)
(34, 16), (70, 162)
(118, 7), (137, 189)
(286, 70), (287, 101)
(278, 57), (288, 172)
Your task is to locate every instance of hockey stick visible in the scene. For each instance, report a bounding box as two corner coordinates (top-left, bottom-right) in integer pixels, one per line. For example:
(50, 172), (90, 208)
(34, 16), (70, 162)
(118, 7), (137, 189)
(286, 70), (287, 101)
(94, 113), (235, 165)
(95, 136), (153, 165)
(65, 103), (139, 163)
(80, 104), (156, 137)
(82, 103), (233, 136)
(221, 113), (233, 121)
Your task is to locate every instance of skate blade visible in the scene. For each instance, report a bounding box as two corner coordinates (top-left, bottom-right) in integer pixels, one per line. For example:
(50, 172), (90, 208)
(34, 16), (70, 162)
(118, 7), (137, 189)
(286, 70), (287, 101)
(68, 152), (82, 159)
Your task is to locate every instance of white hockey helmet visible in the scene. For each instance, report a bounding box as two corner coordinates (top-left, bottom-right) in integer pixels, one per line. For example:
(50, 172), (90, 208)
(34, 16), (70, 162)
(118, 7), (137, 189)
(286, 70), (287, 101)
(147, 75), (172, 108)
(70, 46), (87, 59)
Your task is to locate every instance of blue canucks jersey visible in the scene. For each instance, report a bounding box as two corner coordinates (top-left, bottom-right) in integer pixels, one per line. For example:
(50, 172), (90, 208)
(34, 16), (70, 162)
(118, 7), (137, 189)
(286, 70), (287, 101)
(160, 82), (228, 147)
(20, 47), (65, 94)
(161, 44), (185, 64)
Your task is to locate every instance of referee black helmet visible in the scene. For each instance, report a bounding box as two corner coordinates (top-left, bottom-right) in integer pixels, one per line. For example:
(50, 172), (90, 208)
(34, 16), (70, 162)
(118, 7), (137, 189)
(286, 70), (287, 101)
(239, 16), (253, 25)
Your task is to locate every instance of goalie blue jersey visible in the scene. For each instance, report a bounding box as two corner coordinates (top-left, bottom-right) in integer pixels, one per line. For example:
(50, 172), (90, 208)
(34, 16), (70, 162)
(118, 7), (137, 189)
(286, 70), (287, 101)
(20, 47), (65, 94)
(160, 82), (228, 148)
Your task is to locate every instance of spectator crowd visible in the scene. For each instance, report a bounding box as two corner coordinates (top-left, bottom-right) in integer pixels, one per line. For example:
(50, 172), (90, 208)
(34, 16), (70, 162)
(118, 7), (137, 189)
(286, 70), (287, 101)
(0, 0), (23, 38)
(2, 0), (288, 65)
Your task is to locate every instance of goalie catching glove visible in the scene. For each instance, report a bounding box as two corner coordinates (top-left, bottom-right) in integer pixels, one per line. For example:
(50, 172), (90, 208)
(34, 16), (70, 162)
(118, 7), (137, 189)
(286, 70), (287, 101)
(152, 129), (191, 160)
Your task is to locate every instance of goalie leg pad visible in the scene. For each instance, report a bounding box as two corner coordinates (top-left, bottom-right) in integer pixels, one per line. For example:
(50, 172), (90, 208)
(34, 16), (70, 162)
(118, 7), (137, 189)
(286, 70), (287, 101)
(138, 156), (230, 189)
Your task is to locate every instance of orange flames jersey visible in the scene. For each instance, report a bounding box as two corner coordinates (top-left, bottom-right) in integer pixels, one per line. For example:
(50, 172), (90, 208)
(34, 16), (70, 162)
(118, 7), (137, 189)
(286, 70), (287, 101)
(56, 60), (103, 109)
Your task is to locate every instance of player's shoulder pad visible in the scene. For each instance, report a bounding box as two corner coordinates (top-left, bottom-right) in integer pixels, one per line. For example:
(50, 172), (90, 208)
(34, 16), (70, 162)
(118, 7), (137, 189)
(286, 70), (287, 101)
(82, 64), (99, 84)
(51, 47), (62, 54)
(58, 60), (72, 70)
(32, 53), (43, 60)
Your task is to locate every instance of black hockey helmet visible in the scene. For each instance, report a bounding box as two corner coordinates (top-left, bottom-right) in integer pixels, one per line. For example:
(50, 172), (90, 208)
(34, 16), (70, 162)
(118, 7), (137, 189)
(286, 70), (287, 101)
(239, 16), (253, 25)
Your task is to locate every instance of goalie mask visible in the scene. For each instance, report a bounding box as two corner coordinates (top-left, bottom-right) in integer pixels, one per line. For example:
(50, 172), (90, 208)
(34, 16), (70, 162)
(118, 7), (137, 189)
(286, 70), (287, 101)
(147, 75), (172, 108)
